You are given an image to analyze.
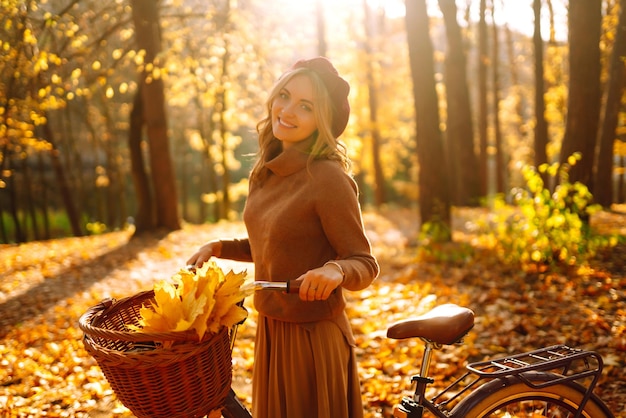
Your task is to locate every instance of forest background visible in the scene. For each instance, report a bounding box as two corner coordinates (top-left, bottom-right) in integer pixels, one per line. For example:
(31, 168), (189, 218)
(1, 0), (626, 416)
(1, 0), (625, 242)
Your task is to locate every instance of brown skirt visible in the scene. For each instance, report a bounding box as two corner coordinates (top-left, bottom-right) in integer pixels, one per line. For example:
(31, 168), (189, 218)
(252, 314), (364, 418)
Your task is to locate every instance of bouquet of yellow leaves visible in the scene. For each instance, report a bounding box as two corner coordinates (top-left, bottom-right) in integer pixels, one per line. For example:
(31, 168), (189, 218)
(129, 262), (252, 343)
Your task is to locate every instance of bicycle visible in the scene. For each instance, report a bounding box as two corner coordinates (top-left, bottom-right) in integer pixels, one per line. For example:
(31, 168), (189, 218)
(222, 282), (615, 418)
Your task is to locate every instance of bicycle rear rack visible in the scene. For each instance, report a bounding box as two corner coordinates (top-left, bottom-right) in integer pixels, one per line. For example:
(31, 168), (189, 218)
(431, 345), (604, 411)
(466, 344), (604, 388)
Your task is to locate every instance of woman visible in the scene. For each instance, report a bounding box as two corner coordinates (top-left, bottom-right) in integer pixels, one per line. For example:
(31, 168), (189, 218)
(187, 56), (379, 418)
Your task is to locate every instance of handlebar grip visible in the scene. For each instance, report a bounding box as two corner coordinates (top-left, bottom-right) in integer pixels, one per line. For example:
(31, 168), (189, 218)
(285, 280), (301, 294)
(284, 280), (339, 295)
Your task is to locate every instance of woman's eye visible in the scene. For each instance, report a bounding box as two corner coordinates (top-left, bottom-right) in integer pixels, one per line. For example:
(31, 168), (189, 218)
(301, 104), (312, 112)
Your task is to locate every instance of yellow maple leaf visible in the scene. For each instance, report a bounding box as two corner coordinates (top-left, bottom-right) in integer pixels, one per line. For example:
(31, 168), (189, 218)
(192, 262), (223, 295)
(208, 270), (247, 333)
(212, 304), (248, 333)
(186, 292), (213, 340)
(212, 271), (245, 313)
(154, 295), (185, 330)
(154, 280), (177, 301)
(134, 281), (184, 333)
(189, 264), (221, 340)
(176, 292), (207, 332)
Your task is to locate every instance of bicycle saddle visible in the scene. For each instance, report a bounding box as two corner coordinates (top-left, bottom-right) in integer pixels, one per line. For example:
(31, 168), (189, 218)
(386, 303), (474, 345)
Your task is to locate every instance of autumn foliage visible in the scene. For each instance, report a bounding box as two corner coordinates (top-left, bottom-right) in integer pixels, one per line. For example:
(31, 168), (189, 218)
(128, 263), (249, 342)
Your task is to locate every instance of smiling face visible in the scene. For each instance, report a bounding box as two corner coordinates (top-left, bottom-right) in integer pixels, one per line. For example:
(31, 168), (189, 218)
(271, 74), (318, 149)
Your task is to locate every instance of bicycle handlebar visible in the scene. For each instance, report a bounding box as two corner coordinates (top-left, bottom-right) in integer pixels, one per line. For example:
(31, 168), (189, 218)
(185, 266), (303, 294)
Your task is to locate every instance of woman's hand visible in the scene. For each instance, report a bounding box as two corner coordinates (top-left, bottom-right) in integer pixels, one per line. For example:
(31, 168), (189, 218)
(297, 262), (345, 301)
(186, 240), (223, 269)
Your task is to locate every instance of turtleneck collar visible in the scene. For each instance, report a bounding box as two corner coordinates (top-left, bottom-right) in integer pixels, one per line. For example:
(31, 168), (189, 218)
(264, 138), (315, 177)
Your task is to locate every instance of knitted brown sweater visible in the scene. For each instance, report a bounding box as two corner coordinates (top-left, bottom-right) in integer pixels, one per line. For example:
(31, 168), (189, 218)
(220, 144), (379, 325)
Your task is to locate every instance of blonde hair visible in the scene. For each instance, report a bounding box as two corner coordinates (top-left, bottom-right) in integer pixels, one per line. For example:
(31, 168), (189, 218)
(250, 68), (350, 184)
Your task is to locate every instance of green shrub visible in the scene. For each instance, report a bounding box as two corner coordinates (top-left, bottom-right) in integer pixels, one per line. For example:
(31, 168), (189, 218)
(479, 155), (613, 271)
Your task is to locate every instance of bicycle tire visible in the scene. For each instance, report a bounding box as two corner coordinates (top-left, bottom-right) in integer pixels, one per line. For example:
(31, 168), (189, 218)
(220, 389), (252, 418)
(453, 371), (614, 418)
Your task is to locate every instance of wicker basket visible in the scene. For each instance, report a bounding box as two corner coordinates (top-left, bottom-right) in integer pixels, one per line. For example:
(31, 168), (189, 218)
(79, 290), (232, 418)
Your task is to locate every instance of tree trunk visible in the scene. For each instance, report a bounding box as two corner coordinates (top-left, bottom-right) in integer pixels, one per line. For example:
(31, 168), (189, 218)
(218, 53), (232, 219)
(22, 156), (40, 241)
(5, 153), (25, 243)
(619, 151), (625, 203)
(504, 24), (528, 149)
(131, 0), (180, 231)
(43, 121), (83, 237)
(216, 0), (233, 220)
(438, 0), (480, 207)
(37, 151), (50, 239)
(0, 196), (7, 243)
(128, 85), (155, 233)
(560, 0), (602, 187)
(0, 145), (7, 243)
(477, 0), (488, 196)
(204, 108), (220, 222)
(81, 103), (106, 226)
(533, 0), (549, 182)
(594, 1), (626, 207)
(101, 102), (124, 230)
(178, 135), (189, 222)
(405, 0), (451, 239)
(491, 5), (505, 195)
(363, 0), (387, 207)
(62, 105), (86, 223)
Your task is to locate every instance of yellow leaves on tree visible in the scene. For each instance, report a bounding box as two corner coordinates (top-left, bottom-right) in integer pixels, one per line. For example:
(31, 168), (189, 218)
(130, 262), (250, 341)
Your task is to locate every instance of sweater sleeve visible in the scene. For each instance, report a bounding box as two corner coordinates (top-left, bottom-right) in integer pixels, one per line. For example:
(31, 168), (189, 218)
(313, 162), (379, 291)
(219, 238), (253, 262)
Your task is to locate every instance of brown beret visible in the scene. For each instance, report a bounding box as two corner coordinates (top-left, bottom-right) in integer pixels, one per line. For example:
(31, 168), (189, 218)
(291, 57), (350, 137)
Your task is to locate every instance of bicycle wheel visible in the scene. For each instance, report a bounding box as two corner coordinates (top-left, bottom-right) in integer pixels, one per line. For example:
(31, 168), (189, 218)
(454, 372), (614, 418)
